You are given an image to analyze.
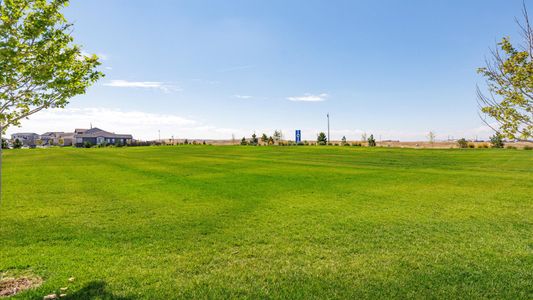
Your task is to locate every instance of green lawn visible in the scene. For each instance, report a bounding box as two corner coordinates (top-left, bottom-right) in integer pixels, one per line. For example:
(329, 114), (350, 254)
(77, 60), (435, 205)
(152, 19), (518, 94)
(1, 146), (532, 299)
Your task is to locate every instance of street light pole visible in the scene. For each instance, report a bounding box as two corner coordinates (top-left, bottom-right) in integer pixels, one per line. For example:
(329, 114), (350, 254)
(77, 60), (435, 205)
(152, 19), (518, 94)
(327, 113), (330, 144)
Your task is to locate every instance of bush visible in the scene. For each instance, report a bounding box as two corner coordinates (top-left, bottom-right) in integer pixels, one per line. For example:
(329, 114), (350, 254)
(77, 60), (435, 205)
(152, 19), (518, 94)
(457, 138), (468, 148)
(344, 143), (351, 146)
(468, 143), (475, 148)
(490, 133), (505, 148)
(477, 143), (489, 148)
(506, 145), (517, 149)
(351, 142), (362, 147)
(13, 138), (22, 149)
(367, 135), (376, 147)
(524, 145), (533, 150)
(240, 137), (247, 145)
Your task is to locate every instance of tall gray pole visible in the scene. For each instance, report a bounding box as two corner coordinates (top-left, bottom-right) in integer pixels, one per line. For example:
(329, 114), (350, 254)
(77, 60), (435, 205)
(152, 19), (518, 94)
(327, 113), (330, 144)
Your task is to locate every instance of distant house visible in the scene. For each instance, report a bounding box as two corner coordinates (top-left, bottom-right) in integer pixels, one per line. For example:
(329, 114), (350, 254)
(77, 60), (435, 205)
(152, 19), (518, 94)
(40, 132), (74, 146)
(74, 128), (133, 147)
(11, 133), (40, 147)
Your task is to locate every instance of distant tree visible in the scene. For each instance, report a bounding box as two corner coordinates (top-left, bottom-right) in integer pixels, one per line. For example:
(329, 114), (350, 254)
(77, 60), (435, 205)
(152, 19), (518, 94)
(341, 136), (347, 145)
(490, 133), (505, 148)
(368, 134), (376, 147)
(457, 138), (469, 148)
(268, 136), (274, 145)
(231, 134), (236, 145)
(250, 133), (258, 146)
(317, 132), (327, 145)
(1, 139), (7, 149)
(184, 139), (189, 145)
(477, 4), (532, 141)
(13, 139), (22, 149)
(273, 130), (282, 144)
(261, 133), (268, 145)
(240, 137), (248, 145)
(203, 140), (206, 145)
(428, 131), (436, 144)
(361, 133), (367, 143)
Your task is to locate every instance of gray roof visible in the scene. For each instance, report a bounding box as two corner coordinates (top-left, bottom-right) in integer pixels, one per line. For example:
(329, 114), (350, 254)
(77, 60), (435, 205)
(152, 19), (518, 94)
(74, 128), (132, 139)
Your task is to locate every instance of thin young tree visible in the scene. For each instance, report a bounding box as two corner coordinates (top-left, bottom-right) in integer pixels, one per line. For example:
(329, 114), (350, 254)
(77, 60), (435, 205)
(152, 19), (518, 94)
(260, 133), (268, 145)
(477, 3), (532, 141)
(0, 0), (103, 205)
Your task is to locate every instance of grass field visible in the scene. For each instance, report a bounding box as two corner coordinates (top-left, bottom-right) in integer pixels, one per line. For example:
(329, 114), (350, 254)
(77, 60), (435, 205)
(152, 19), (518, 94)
(0, 146), (532, 299)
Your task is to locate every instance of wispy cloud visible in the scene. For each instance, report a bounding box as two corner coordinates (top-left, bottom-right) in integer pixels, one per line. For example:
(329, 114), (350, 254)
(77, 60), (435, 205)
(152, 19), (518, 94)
(287, 93), (329, 102)
(234, 94), (253, 99)
(103, 80), (181, 93)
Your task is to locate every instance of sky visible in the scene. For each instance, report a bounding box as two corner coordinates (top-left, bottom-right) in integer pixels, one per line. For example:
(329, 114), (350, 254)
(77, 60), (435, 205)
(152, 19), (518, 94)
(8, 0), (530, 141)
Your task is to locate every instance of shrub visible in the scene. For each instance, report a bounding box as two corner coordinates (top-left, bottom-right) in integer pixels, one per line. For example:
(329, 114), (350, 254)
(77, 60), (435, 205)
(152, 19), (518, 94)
(317, 132), (327, 145)
(468, 143), (475, 148)
(83, 141), (93, 148)
(506, 145), (517, 149)
(351, 142), (362, 147)
(368, 134), (376, 147)
(477, 143), (489, 148)
(344, 143), (351, 146)
(13, 138), (22, 149)
(524, 145), (533, 150)
(240, 137), (247, 146)
(490, 133), (505, 148)
(457, 138), (468, 148)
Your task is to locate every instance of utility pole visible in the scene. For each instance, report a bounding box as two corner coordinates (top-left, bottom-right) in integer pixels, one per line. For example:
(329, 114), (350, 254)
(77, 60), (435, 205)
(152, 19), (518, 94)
(327, 113), (330, 144)
(158, 130), (161, 143)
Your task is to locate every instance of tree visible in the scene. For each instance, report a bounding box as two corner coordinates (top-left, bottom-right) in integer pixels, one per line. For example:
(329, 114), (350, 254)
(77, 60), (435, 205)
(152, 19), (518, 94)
(240, 137), (247, 145)
(490, 133), (505, 148)
(317, 132), (327, 145)
(273, 130), (282, 144)
(0, 0), (103, 205)
(268, 136), (274, 145)
(361, 133), (367, 143)
(428, 131), (436, 144)
(13, 138), (22, 149)
(477, 3), (532, 141)
(341, 136), (347, 145)
(260, 133), (268, 145)
(1, 139), (7, 149)
(250, 133), (258, 146)
(368, 134), (376, 147)
(457, 138), (469, 148)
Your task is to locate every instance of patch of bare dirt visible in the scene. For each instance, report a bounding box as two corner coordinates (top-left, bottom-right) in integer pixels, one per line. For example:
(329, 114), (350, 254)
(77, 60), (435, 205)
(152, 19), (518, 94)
(0, 275), (42, 297)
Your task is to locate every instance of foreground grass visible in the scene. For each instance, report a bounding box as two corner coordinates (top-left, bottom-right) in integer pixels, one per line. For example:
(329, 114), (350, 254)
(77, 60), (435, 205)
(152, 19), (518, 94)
(0, 146), (532, 299)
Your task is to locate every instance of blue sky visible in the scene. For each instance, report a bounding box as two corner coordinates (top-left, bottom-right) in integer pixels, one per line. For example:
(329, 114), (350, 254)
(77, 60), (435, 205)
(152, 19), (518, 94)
(11, 0), (529, 141)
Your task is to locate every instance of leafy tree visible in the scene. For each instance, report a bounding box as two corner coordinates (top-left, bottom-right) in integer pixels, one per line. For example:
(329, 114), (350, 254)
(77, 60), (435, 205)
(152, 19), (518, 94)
(477, 4), (532, 140)
(273, 130), (282, 144)
(490, 133), (505, 148)
(184, 139), (188, 145)
(268, 136), (274, 145)
(250, 133), (258, 146)
(0, 0), (103, 205)
(317, 132), (327, 145)
(260, 133), (268, 145)
(13, 138), (22, 149)
(240, 137), (247, 145)
(457, 138), (469, 148)
(341, 136), (347, 145)
(1, 139), (7, 149)
(368, 134), (376, 147)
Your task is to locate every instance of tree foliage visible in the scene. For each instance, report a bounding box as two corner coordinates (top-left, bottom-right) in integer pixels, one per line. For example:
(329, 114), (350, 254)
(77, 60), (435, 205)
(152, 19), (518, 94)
(0, 0), (103, 132)
(477, 4), (532, 140)
(490, 133), (505, 148)
(317, 132), (327, 145)
(367, 134), (376, 147)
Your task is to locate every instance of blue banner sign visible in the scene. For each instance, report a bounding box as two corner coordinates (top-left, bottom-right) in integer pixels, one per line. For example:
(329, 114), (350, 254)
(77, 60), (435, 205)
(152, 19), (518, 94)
(295, 130), (301, 143)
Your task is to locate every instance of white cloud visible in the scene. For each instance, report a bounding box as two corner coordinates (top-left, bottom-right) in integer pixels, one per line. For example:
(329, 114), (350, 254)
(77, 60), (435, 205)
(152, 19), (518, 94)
(234, 94), (253, 99)
(287, 93), (329, 102)
(103, 80), (181, 93)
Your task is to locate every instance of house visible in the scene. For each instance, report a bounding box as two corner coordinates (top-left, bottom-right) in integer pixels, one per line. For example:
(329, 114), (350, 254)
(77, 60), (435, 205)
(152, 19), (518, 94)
(11, 133), (40, 147)
(40, 132), (74, 146)
(74, 128), (133, 147)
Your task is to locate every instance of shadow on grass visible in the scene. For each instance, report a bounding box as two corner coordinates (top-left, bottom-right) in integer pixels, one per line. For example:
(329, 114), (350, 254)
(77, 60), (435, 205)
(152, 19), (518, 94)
(64, 281), (133, 300)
